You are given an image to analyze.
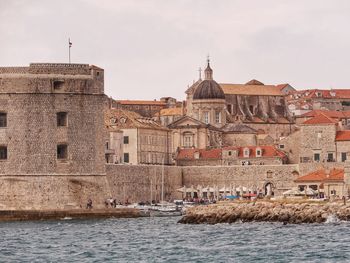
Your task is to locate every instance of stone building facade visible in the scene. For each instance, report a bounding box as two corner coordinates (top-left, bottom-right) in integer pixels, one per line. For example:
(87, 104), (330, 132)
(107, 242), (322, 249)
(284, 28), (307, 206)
(175, 145), (287, 166)
(0, 63), (106, 175)
(106, 109), (172, 165)
(287, 89), (350, 114)
(185, 61), (295, 140)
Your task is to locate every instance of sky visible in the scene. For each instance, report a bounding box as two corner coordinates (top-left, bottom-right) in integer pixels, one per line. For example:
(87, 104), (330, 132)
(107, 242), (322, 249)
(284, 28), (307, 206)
(1, 0), (350, 100)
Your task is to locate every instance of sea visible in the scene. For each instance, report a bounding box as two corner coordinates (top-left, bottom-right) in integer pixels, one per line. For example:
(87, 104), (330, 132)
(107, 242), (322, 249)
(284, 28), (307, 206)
(0, 216), (350, 262)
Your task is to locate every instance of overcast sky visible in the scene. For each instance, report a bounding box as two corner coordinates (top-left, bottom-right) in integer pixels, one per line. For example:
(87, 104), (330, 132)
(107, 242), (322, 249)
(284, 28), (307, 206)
(1, 0), (350, 100)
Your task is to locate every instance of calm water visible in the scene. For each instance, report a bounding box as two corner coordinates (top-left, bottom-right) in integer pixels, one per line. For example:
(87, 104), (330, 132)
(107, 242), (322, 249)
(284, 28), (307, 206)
(0, 217), (350, 262)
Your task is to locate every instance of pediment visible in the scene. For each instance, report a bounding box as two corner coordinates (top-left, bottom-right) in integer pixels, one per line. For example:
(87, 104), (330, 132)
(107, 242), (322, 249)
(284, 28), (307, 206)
(168, 116), (207, 128)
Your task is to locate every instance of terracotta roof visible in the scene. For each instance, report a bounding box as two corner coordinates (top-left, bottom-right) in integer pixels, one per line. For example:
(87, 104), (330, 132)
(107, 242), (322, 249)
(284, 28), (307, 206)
(115, 100), (166, 106)
(105, 108), (168, 130)
(276, 84), (289, 90)
(336, 130), (350, 141)
(299, 109), (350, 119)
(176, 145), (285, 160)
(220, 83), (283, 96)
(160, 107), (183, 116)
(233, 146), (286, 159)
(221, 124), (257, 134)
(295, 168), (344, 183)
(302, 113), (338, 125)
(290, 89), (350, 100)
(245, 79), (264, 85)
(177, 148), (222, 160)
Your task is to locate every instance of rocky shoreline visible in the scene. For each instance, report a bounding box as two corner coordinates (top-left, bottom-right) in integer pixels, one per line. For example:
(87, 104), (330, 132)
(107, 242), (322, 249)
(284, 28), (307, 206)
(178, 200), (350, 224)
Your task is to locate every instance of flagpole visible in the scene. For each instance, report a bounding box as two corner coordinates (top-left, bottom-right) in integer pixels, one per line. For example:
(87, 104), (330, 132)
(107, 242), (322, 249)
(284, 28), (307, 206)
(68, 38), (71, 64)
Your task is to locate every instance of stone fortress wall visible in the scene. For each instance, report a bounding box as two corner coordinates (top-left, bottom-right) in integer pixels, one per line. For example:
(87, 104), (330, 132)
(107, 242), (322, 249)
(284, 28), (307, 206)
(0, 63), (106, 175)
(105, 164), (300, 203)
(0, 63), (110, 210)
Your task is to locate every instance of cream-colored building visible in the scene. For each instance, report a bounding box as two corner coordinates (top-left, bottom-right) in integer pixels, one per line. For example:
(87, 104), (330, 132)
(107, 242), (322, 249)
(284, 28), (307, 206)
(295, 168), (347, 198)
(168, 116), (222, 152)
(105, 128), (124, 164)
(106, 109), (172, 165)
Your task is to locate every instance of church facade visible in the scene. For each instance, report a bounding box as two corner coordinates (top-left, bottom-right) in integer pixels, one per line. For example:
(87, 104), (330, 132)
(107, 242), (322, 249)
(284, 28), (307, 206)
(171, 59), (296, 151)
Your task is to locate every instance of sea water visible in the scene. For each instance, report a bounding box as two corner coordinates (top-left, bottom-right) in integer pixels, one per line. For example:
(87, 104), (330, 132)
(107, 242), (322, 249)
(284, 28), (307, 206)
(0, 217), (350, 262)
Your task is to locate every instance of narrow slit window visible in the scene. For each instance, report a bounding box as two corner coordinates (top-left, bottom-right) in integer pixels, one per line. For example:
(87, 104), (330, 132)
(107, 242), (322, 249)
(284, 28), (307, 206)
(0, 113), (7, 127)
(0, 146), (7, 160)
(57, 112), (68, 127)
(57, 144), (68, 159)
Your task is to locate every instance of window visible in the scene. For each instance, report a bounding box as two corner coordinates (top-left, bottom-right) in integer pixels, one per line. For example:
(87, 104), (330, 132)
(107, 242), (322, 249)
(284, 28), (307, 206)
(279, 144), (285, 149)
(57, 112), (68, 127)
(53, 80), (64, 90)
(249, 105), (254, 114)
(342, 152), (347, 162)
(243, 148), (250, 158)
(203, 112), (209, 124)
(184, 134), (193, 148)
(0, 146), (7, 160)
(124, 136), (129, 144)
(57, 144), (68, 159)
(227, 105), (232, 114)
(0, 113), (7, 127)
(215, 111), (221, 124)
(228, 151), (232, 156)
(267, 171), (273, 178)
(124, 153), (129, 163)
(331, 190), (336, 195)
(105, 142), (109, 150)
(256, 148), (262, 157)
(327, 153), (334, 162)
(314, 153), (320, 162)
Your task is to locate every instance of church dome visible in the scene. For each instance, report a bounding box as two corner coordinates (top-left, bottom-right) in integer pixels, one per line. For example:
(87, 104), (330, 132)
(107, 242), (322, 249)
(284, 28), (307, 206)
(193, 59), (225, 100)
(193, 79), (225, 100)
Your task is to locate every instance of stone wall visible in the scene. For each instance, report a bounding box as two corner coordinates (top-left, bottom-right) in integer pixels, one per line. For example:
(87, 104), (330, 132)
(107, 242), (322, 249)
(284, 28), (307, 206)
(106, 164), (300, 201)
(0, 175), (111, 210)
(105, 164), (183, 203)
(181, 165), (299, 195)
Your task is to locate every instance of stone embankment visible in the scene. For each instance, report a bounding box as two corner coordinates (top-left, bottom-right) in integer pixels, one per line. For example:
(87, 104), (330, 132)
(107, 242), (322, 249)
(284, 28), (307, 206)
(0, 208), (144, 222)
(178, 201), (350, 224)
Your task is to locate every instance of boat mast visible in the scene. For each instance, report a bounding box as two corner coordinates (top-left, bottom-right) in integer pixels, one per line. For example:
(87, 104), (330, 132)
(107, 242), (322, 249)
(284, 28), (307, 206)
(161, 157), (165, 204)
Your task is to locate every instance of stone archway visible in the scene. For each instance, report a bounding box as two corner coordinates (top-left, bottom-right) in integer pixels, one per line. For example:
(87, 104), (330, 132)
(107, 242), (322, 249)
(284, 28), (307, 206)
(264, 182), (275, 196)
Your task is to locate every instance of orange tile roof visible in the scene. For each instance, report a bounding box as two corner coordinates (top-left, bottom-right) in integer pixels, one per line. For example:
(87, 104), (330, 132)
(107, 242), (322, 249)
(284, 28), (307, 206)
(219, 83), (283, 96)
(300, 110), (349, 119)
(160, 107), (183, 116)
(336, 130), (350, 141)
(233, 145), (286, 159)
(176, 145), (285, 160)
(302, 113), (338, 125)
(105, 108), (168, 130)
(290, 89), (350, 99)
(295, 168), (344, 183)
(177, 148), (222, 160)
(116, 100), (166, 106)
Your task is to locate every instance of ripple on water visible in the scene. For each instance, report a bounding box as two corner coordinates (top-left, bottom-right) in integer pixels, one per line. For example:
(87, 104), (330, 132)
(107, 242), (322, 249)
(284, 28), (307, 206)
(0, 218), (350, 262)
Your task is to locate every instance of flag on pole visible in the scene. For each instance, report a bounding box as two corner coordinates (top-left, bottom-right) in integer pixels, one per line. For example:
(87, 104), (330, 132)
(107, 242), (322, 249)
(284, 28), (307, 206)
(69, 38), (72, 48)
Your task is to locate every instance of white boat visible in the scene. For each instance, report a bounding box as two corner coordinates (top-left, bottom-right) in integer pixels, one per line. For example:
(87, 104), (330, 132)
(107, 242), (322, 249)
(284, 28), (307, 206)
(149, 204), (182, 217)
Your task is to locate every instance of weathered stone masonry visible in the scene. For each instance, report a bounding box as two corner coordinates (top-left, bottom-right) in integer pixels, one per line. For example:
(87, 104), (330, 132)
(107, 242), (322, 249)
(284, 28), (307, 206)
(0, 63), (110, 209)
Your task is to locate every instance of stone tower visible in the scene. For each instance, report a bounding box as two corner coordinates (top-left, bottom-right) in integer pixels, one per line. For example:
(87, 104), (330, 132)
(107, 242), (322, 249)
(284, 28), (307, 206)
(0, 63), (106, 176)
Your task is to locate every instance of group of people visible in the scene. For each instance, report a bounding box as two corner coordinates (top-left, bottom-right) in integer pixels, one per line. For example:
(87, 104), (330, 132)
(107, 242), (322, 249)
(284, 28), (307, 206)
(104, 197), (126, 208)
